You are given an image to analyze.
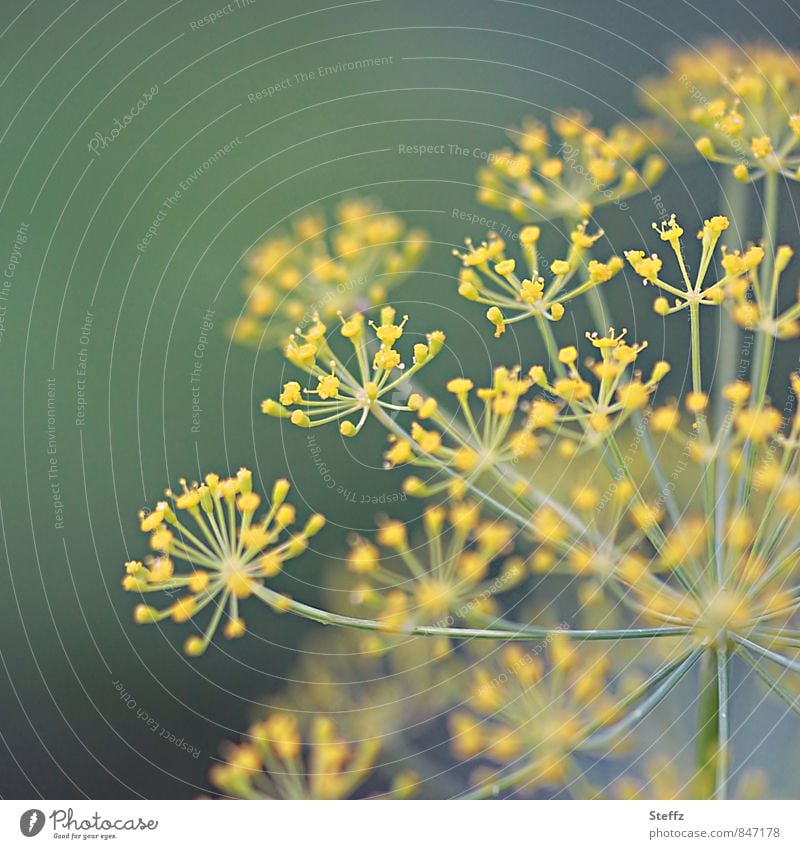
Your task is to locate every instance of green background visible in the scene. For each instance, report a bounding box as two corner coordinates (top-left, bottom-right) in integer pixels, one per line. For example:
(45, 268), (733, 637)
(1, 0), (799, 798)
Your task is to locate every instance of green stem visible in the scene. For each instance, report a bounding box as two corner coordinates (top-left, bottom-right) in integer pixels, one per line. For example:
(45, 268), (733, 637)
(536, 312), (567, 379)
(690, 301), (718, 579)
(752, 168), (780, 408)
(741, 168), (780, 507)
(712, 171), (747, 423)
(586, 285), (609, 332)
(252, 584), (690, 642)
(716, 646), (731, 800)
(694, 649), (722, 799)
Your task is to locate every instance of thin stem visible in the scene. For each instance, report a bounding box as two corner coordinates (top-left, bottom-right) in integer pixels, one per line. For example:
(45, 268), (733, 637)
(712, 170), (747, 423)
(579, 648), (703, 751)
(716, 646), (730, 800)
(694, 649), (721, 799)
(250, 584), (690, 642)
(739, 644), (800, 717)
(741, 168), (780, 508)
(752, 168), (780, 409)
(690, 300), (718, 579)
(536, 312), (567, 379)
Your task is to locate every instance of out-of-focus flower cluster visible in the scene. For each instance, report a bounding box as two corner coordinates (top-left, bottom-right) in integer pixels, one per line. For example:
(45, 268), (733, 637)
(641, 42), (800, 181)
(231, 197), (427, 347)
(476, 112), (666, 222)
(347, 501), (525, 648)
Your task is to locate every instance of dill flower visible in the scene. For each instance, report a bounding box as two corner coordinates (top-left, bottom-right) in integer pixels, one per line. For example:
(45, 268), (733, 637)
(123, 469), (325, 655)
(476, 112), (666, 222)
(272, 627), (463, 748)
(725, 244), (800, 339)
(625, 213), (734, 315)
(450, 637), (626, 795)
(454, 223), (624, 335)
(230, 197), (427, 347)
(210, 713), (382, 799)
(641, 41), (800, 182)
(385, 364), (538, 497)
(346, 502), (526, 641)
(261, 308), (445, 437)
(388, 330), (667, 502)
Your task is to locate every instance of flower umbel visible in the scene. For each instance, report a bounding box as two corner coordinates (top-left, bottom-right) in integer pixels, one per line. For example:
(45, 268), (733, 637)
(124, 469), (325, 655)
(455, 224), (623, 335)
(451, 638), (625, 795)
(476, 112), (667, 221)
(262, 308), (445, 437)
(625, 214), (734, 315)
(347, 502), (525, 645)
(386, 364), (538, 498)
(210, 713), (383, 799)
(641, 41), (800, 182)
(231, 196), (427, 347)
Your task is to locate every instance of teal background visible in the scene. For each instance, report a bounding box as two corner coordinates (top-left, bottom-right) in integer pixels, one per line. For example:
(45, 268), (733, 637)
(1, 0), (799, 798)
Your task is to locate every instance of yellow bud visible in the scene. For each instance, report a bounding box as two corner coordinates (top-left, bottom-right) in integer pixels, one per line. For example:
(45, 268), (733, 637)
(685, 391), (709, 413)
(184, 636), (206, 656)
(223, 618), (246, 639)
(134, 604), (160, 624)
(520, 225), (541, 245)
(775, 245), (794, 273)
(290, 409), (311, 427)
(695, 137), (715, 158)
(486, 306), (506, 337)
(558, 346), (578, 365)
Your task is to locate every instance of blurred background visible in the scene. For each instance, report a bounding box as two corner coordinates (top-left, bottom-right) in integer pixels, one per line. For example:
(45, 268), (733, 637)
(1, 0), (800, 798)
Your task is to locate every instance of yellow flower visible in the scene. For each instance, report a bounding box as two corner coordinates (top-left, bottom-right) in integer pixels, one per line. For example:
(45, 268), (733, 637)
(211, 714), (381, 799)
(455, 640), (619, 795)
(476, 112), (666, 221)
(230, 196), (427, 347)
(126, 471), (325, 654)
(262, 307), (445, 438)
(347, 503), (521, 640)
(454, 224), (621, 329)
(641, 41), (800, 181)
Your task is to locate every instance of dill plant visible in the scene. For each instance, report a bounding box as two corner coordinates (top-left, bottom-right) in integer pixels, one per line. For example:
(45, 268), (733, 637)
(125, 42), (800, 800)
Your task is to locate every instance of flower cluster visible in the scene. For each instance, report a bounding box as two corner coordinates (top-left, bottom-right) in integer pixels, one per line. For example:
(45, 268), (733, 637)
(123, 469), (324, 655)
(449, 638), (622, 795)
(386, 330), (667, 504)
(476, 112), (666, 222)
(346, 502), (525, 645)
(618, 374), (800, 653)
(231, 197), (427, 347)
(262, 308), (445, 437)
(528, 329), (668, 447)
(625, 214), (732, 315)
(725, 244), (799, 340)
(455, 224), (623, 335)
(625, 213), (800, 338)
(641, 42), (800, 181)
(385, 364), (539, 498)
(210, 713), (388, 799)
